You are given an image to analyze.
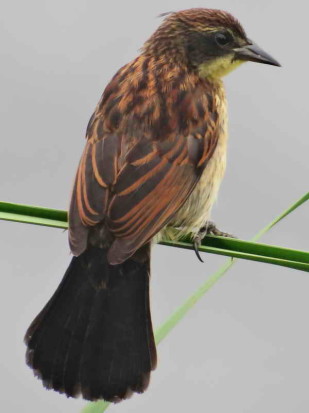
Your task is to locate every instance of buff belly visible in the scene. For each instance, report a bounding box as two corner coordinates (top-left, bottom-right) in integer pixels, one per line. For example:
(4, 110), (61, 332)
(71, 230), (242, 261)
(156, 128), (228, 243)
(164, 145), (226, 243)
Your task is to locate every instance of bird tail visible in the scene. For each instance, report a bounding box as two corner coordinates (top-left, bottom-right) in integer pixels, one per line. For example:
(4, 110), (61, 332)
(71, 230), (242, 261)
(24, 245), (157, 402)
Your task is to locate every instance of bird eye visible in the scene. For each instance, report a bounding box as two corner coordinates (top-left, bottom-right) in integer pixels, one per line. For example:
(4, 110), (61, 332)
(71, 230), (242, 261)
(215, 32), (231, 47)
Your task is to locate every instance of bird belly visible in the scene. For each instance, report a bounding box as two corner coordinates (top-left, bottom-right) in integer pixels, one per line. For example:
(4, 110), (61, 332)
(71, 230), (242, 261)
(156, 131), (227, 243)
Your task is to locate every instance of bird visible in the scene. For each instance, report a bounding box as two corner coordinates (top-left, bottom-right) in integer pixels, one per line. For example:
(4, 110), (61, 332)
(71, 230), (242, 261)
(24, 8), (280, 402)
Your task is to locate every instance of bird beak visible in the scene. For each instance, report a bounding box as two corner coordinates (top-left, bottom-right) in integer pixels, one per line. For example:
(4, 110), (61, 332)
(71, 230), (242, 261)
(234, 41), (281, 67)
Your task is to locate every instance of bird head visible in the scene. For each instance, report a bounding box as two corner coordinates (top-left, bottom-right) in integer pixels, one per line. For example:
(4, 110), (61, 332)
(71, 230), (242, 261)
(143, 8), (280, 79)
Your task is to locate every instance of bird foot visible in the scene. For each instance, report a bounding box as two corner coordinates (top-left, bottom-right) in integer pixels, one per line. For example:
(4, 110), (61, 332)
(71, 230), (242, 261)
(193, 221), (235, 263)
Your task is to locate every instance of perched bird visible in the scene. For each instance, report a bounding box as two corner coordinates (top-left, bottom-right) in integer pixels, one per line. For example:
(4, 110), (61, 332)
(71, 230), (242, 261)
(25, 8), (280, 402)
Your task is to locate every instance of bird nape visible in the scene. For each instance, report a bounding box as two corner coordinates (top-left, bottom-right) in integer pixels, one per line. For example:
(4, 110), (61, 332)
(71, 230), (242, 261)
(25, 8), (280, 402)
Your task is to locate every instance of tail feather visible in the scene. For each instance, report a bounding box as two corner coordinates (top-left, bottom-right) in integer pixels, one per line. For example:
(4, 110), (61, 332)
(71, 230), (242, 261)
(25, 246), (156, 401)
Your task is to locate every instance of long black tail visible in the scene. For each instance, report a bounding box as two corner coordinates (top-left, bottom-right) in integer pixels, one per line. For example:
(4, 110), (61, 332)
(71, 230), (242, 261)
(25, 246), (157, 401)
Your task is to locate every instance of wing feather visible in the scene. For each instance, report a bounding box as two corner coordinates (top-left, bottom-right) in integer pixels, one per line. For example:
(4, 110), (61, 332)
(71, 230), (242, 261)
(69, 134), (120, 255)
(106, 133), (214, 264)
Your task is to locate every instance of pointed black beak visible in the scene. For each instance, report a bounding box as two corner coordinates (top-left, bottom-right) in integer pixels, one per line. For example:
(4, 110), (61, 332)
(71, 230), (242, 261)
(234, 41), (281, 67)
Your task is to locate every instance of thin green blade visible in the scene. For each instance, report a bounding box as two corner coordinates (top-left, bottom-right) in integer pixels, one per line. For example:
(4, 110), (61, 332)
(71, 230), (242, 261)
(0, 198), (308, 271)
(0, 202), (67, 229)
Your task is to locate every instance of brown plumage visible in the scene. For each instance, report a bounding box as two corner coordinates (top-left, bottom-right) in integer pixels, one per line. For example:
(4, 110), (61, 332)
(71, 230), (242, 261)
(70, 56), (223, 264)
(25, 8), (279, 402)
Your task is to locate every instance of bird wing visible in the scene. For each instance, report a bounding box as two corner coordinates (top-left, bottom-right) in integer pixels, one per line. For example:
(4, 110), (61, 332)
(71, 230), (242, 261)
(69, 67), (221, 264)
(106, 128), (219, 264)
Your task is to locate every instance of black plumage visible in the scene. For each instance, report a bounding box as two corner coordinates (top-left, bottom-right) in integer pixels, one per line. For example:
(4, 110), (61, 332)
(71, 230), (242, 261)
(25, 246), (156, 401)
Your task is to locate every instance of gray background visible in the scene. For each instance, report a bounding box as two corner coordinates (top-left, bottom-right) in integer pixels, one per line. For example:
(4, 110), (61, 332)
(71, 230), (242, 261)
(0, 0), (308, 412)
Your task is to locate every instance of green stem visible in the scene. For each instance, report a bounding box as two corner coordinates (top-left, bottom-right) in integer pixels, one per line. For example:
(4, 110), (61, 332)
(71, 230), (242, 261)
(0, 197), (308, 271)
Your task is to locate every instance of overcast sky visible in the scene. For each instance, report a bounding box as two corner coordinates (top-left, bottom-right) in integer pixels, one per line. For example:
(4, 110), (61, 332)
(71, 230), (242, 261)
(0, 1), (308, 412)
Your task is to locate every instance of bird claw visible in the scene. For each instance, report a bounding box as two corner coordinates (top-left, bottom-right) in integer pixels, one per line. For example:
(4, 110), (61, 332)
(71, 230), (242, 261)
(193, 222), (236, 262)
(205, 221), (236, 239)
(194, 237), (204, 263)
(193, 226), (207, 263)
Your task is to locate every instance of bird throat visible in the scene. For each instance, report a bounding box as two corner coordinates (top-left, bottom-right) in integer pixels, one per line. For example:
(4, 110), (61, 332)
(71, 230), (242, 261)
(198, 55), (244, 79)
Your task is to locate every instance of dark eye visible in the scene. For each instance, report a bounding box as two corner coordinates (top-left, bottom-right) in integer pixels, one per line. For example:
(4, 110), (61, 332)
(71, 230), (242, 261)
(215, 32), (232, 47)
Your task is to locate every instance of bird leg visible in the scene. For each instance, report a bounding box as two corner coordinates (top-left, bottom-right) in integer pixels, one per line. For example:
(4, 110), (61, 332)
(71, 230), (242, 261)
(193, 221), (235, 263)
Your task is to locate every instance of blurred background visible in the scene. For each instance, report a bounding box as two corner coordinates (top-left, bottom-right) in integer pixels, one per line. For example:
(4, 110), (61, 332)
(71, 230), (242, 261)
(0, 0), (308, 412)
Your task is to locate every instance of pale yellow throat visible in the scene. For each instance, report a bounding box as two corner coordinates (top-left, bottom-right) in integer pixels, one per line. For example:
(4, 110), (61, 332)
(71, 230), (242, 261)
(198, 55), (244, 79)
